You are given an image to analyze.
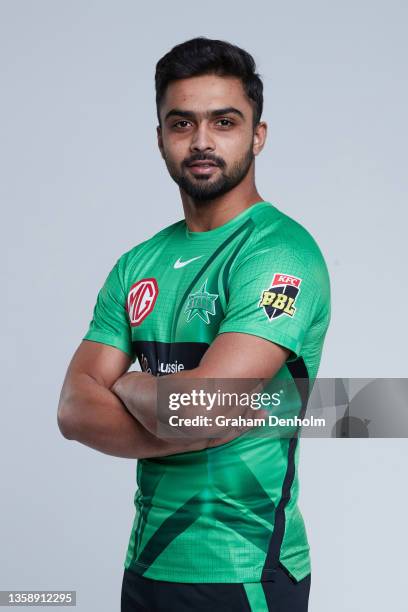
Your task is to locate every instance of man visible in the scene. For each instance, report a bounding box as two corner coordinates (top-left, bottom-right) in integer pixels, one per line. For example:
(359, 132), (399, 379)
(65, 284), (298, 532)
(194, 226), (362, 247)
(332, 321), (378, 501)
(58, 37), (331, 611)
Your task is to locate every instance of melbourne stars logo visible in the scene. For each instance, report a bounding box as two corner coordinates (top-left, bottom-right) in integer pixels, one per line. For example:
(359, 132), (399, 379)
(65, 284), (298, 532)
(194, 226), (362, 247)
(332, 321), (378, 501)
(184, 279), (218, 324)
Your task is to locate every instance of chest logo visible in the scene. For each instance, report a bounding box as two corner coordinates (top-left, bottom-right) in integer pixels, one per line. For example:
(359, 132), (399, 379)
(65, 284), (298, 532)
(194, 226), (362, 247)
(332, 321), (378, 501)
(127, 278), (159, 326)
(174, 255), (203, 269)
(259, 273), (302, 320)
(185, 279), (218, 324)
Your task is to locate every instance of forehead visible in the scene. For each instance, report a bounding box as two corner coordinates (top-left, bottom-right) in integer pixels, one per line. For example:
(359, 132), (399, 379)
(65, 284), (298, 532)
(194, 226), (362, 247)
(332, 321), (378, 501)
(161, 74), (252, 117)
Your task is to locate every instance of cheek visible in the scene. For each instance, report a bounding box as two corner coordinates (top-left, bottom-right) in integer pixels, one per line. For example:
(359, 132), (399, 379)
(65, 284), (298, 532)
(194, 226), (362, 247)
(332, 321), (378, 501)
(163, 138), (188, 163)
(221, 133), (253, 164)
(219, 126), (252, 149)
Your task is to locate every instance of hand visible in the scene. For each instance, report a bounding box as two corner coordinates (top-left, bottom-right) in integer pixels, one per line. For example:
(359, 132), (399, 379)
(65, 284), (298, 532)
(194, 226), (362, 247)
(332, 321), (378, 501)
(111, 371), (153, 403)
(110, 370), (157, 429)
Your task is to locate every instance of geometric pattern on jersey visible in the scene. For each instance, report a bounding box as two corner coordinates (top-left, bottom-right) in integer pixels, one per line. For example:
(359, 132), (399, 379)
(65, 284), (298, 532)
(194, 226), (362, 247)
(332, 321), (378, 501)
(83, 201), (331, 583)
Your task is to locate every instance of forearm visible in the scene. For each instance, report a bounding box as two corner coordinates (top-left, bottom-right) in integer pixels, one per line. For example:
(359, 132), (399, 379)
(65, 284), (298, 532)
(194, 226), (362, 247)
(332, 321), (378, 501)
(112, 371), (267, 444)
(57, 373), (211, 459)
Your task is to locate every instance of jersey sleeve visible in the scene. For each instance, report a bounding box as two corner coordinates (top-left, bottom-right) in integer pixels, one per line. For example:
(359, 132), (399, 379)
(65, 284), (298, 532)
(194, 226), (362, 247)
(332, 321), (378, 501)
(83, 255), (134, 360)
(217, 243), (330, 360)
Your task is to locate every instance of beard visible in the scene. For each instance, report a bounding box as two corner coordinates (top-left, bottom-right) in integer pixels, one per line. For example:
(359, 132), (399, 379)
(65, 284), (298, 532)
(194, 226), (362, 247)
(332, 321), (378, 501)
(163, 144), (255, 203)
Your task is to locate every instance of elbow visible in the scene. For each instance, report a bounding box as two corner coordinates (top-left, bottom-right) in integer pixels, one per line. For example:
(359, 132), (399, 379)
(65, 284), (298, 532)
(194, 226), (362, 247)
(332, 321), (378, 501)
(57, 402), (77, 440)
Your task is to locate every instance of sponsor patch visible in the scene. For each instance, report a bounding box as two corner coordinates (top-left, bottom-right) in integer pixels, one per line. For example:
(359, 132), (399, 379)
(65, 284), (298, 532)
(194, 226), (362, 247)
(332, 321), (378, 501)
(259, 273), (302, 320)
(127, 278), (158, 326)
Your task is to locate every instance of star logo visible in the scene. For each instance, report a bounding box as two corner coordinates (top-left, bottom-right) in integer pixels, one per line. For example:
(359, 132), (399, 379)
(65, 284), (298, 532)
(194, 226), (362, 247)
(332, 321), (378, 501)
(184, 279), (218, 324)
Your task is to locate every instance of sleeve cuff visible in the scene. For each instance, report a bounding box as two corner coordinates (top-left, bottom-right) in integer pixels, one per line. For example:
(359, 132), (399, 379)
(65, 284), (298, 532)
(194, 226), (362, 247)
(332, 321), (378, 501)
(216, 322), (303, 360)
(83, 331), (134, 360)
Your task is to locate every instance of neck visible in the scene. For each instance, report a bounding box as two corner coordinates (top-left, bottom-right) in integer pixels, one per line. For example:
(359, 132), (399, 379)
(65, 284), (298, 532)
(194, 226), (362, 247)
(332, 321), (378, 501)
(181, 175), (263, 232)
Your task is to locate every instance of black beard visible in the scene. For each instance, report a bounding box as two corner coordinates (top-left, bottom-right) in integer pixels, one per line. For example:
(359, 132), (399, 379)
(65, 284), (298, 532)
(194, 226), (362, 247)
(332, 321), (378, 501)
(164, 145), (255, 203)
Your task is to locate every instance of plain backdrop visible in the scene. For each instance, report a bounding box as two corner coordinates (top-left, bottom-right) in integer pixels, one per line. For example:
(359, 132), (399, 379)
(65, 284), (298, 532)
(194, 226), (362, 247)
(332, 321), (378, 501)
(1, 1), (407, 610)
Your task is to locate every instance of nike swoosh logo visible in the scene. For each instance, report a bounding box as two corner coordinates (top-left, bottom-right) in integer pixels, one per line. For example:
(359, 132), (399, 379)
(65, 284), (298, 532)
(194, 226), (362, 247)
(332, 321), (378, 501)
(173, 256), (203, 269)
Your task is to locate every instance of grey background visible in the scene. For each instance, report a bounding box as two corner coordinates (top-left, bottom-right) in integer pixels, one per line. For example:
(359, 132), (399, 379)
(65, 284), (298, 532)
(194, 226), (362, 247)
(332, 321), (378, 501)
(1, 1), (407, 610)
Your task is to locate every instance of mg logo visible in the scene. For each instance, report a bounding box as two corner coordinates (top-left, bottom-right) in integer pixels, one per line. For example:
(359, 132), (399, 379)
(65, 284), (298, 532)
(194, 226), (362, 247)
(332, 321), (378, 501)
(127, 278), (158, 326)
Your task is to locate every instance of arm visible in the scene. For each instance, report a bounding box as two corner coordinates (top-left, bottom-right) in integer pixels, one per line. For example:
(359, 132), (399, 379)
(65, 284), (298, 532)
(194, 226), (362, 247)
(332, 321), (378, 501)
(112, 332), (290, 443)
(57, 340), (219, 459)
(111, 240), (326, 442)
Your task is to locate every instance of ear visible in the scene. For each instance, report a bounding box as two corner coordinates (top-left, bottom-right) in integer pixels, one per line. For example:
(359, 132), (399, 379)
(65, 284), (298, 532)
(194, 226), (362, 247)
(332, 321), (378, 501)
(253, 121), (267, 156)
(157, 125), (165, 159)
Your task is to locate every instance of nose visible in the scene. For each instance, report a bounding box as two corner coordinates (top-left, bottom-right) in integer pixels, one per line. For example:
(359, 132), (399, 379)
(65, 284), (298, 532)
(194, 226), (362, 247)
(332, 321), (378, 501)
(189, 121), (215, 153)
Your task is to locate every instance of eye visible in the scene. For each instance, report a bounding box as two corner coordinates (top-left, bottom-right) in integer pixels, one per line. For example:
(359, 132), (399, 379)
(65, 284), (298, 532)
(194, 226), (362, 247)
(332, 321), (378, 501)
(216, 118), (234, 127)
(172, 120), (192, 129)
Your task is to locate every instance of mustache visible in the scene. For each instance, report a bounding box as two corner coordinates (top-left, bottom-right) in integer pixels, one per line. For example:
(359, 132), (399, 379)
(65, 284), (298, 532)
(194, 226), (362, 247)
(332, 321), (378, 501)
(183, 154), (225, 168)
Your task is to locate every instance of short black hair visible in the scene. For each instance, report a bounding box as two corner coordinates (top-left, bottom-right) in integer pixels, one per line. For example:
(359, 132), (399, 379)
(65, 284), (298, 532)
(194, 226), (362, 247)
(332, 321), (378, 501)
(155, 37), (263, 128)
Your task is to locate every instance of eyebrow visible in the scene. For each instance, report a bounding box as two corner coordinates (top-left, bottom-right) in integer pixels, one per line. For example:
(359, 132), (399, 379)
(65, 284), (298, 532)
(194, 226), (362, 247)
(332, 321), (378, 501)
(164, 106), (245, 122)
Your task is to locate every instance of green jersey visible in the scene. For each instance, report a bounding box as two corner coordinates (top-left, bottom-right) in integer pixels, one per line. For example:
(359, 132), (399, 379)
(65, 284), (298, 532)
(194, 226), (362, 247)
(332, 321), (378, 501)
(83, 201), (331, 583)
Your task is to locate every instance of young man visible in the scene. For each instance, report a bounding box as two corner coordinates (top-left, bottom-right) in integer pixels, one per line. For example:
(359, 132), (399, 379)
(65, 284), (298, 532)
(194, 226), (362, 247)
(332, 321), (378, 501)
(58, 37), (331, 611)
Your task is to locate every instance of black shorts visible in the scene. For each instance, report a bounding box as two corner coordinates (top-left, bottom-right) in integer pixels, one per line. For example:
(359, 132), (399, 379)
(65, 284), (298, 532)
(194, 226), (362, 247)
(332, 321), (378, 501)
(121, 564), (311, 611)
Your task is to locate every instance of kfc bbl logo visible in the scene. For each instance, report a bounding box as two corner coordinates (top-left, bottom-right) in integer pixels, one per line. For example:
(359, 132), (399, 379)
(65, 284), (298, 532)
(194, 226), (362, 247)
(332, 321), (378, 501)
(259, 273), (302, 320)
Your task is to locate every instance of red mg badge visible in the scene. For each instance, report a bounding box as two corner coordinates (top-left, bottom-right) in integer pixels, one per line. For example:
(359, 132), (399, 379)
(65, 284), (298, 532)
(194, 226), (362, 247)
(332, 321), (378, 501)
(127, 278), (159, 326)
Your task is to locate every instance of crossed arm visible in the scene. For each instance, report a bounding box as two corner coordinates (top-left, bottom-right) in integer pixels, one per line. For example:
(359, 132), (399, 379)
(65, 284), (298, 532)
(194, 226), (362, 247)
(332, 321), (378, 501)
(57, 333), (289, 459)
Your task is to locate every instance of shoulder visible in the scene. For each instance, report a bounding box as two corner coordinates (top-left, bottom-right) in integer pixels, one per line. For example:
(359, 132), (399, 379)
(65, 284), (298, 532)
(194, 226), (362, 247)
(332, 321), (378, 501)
(232, 203), (331, 307)
(249, 203), (325, 258)
(115, 219), (184, 270)
(100, 219), (183, 293)
(241, 202), (329, 278)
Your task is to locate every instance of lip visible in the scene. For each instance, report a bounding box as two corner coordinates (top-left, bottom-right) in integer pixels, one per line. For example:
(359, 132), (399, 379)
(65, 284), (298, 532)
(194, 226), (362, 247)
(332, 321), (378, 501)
(187, 161), (219, 175)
